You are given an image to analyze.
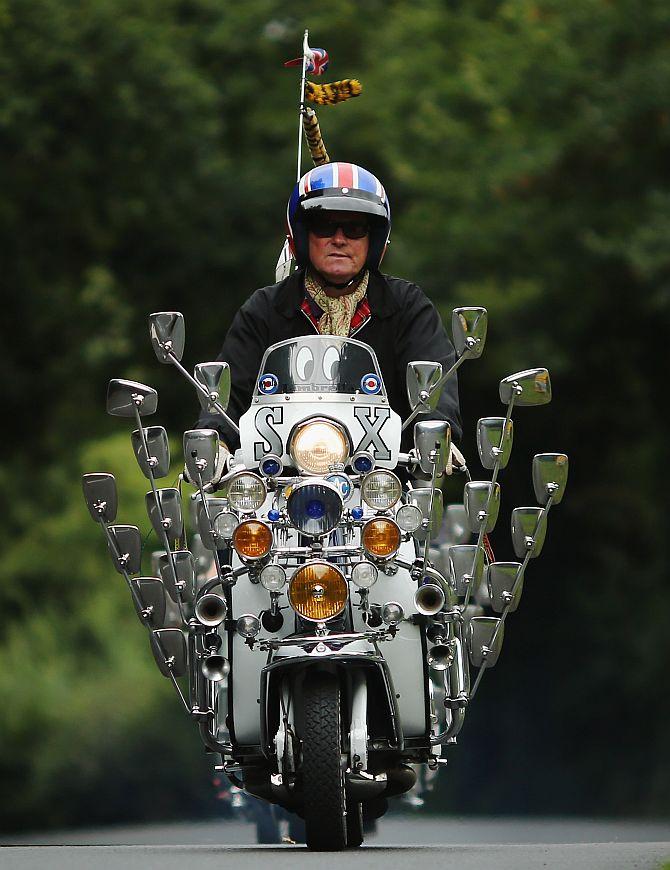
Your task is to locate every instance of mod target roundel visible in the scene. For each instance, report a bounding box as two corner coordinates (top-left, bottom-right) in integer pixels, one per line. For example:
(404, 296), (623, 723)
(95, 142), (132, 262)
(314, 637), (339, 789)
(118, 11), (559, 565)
(361, 373), (381, 395)
(258, 373), (279, 395)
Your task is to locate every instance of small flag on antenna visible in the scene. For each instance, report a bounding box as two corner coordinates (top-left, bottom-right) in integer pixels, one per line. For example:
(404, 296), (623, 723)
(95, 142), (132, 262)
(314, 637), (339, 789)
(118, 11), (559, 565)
(284, 46), (330, 75)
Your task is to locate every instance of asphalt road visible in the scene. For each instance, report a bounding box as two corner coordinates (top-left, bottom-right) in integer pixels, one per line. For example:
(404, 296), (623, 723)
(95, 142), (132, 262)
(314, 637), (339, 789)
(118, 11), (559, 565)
(2, 817), (670, 869)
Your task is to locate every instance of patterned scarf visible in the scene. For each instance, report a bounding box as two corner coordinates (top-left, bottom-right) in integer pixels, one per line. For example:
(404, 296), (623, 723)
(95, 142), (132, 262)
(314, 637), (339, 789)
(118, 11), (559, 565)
(304, 269), (369, 337)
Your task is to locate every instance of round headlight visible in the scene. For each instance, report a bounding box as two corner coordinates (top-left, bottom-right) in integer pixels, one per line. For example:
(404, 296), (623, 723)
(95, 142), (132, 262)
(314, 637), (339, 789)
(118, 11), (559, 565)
(361, 471), (402, 510)
(232, 519), (273, 560)
(287, 479), (343, 538)
(227, 472), (267, 511)
(351, 561), (378, 589)
(396, 503), (423, 533)
(288, 561), (348, 622)
(290, 419), (349, 475)
(260, 563), (287, 592)
(362, 518), (401, 559)
(213, 510), (237, 540)
(382, 601), (405, 625)
(236, 614), (261, 638)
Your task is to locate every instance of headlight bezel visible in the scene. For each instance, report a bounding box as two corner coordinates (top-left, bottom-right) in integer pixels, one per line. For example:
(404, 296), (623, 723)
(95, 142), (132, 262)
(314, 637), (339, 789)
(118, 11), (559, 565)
(286, 478), (344, 538)
(362, 517), (402, 560)
(288, 560), (348, 622)
(361, 470), (402, 511)
(289, 417), (350, 476)
(226, 471), (267, 512)
(232, 518), (273, 561)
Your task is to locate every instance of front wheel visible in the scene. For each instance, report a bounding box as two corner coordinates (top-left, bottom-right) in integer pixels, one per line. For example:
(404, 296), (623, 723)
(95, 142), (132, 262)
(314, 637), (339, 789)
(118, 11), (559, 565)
(302, 672), (347, 851)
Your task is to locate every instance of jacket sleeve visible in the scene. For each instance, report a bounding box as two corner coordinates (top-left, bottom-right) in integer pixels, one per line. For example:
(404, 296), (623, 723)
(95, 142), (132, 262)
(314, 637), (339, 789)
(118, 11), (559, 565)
(395, 283), (462, 444)
(196, 292), (270, 452)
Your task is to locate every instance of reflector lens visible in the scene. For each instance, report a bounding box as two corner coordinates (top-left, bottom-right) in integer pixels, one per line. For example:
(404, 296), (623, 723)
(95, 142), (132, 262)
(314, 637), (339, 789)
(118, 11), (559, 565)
(351, 561), (378, 589)
(288, 562), (348, 621)
(227, 472), (267, 511)
(396, 503), (423, 533)
(290, 420), (349, 475)
(361, 471), (402, 510)
(362, 518), (401, 558)
(232, 520), (273, 560)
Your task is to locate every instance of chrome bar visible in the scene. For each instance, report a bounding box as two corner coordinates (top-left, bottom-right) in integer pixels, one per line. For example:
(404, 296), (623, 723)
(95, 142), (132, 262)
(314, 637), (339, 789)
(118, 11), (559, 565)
(259, 629), (393, 650)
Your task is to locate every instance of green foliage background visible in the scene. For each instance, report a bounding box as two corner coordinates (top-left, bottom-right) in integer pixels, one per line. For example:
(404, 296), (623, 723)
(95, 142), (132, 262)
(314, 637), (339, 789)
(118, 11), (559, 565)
(1, 0), (669, 831)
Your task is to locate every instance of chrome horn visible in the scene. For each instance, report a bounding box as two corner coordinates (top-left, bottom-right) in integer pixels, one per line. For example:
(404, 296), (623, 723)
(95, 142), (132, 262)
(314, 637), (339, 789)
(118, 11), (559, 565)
(414, 582), (446, 616)
(201, 654), (230, 682)
(195, 592), (228, 627)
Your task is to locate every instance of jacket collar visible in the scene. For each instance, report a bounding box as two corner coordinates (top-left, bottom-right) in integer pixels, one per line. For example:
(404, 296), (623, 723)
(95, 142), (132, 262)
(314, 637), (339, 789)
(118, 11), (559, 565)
(273, 268), (398, 320)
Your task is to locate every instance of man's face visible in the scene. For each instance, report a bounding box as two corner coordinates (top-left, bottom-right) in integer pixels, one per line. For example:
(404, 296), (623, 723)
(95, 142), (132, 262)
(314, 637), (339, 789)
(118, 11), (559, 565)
(307, 211), (370, 289)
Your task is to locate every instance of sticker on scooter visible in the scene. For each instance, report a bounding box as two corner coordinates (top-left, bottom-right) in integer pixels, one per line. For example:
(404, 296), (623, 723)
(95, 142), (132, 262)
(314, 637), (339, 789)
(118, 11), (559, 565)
(361, 373), (381, 395)
(259, 373), (279, 395)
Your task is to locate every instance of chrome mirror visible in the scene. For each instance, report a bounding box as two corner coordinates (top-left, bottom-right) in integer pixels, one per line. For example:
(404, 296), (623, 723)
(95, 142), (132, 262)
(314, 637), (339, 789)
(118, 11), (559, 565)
(414, 420), (451, 475)
(107, 524), (142, 574)
(196, 497), (228, 550)
(194, 362), (231, 413)
(448, 544), (486, 597)
(149, 312), (186, 363)
(452, 307), (487, 359)
(532, 453), (569, 506)
(131, 577), (167, 627)
(145, 488), (183, 546)
(106, 379), (158, 417)
(82, 473), (118, 523)
(477, 417), (513, 470)
(499, 368), (551, 407)
(150, 628), (187, 678)
(408, 487), (444, 541)
(183, 429), (219, 486)
(511, 507), (547, 559)
(443, 504), (471, 545)
(464, 481), (501, 533)
(467, 616), (504, 668)
(406, 361), (443, 412)
(158, 550), (195, 602)
(131, 426), (170, 479)
(487, 562), (523, 614)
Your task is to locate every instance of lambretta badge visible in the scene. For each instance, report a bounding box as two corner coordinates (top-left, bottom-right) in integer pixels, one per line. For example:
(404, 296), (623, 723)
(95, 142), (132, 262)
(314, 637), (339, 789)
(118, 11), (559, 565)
(353, 406), (391, 460)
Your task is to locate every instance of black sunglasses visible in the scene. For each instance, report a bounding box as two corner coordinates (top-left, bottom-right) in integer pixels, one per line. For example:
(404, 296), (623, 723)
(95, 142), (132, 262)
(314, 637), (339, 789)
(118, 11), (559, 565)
(307, 217), (370, 239)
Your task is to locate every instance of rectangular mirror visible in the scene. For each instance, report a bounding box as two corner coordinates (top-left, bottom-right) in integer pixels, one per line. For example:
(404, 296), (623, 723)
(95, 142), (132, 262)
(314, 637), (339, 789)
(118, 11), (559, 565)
(467, 616), (504, 668)
(131, 576), (167, 627)
(107, 524), (142, 575)
(452, 307), (487, 359)
(511, 507), (547, 559)
(532, 453), (568, 505)
(82, 472), (118, 523)
(106, 379), (158, 417)
(194, 362), (231, 413)
(442, 504), (471, 545)
(464, 481), (501, 533)
(131, 426), (170, 479)
(414, 420), (451, 475)
(196, 497), (229, 550)
(145, 488), (183, 546)
(158, 550), (195, 603)
(448, 544), (486, 597)
(487, 562), (523, 614)
(183, 429), (219, 486)
(477, 417), (513, 470)
(149, 312), (185, 363)
(406, 361), (442, 412)
(499, 368), (551, 407)
(150, 628), (187, 678)
(408, 487), (444, 542)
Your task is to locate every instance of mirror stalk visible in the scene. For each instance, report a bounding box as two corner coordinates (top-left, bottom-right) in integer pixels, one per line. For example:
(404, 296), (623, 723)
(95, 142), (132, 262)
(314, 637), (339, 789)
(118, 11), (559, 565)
(161, 347), (240, 435)
(402, 351), (471, 432)
(421, 451), (442, 574)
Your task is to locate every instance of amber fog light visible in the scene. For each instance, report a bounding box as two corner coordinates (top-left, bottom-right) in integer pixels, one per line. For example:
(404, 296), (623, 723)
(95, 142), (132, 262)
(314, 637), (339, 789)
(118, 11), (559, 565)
(362, 518), (401, 559)
(232, 520), (273, 560)
(288, 561), (348, 622)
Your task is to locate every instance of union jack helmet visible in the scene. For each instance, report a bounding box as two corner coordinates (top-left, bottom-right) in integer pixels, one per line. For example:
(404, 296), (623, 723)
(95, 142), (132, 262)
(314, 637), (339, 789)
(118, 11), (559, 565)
(287, 162), (392, 270)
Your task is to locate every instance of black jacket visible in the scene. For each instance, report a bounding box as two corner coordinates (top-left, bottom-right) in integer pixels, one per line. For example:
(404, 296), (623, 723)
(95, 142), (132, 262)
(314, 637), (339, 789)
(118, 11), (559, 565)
(197, 269), (461, 452)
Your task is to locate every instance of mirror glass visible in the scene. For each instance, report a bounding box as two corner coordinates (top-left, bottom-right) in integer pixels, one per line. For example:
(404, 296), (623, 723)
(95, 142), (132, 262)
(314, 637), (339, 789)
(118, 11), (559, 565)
(106, 379), (158, 417)
(464, 481), (501, 533)
(131, 426), (170, 479)
(107, 524), (142, 575)
(145, 488), (183, 546)
(150, 628), (187, 678)
(414, 420), (451, 475)
(131, 577), (167, 627)
(183, 429), (219, 485)
(408, 487), (444, 542)
(511, 507), (548, 559)
(499, 368), (552, 407)
(442, 504), (471, 545)
(467, 616), (504, 668)
(159, 550), (195, 603)
(82, 472), (118, 523)
(149, 312), (185, 363)
(448, 544), (486, 597)
(406, 362), (442, 412)
(194, 362), (231, 413)
(532, 453), (569, 505)
(477, 417), (513, 470)
(487, 562), (524, 614)
(451, 307), (488, 359)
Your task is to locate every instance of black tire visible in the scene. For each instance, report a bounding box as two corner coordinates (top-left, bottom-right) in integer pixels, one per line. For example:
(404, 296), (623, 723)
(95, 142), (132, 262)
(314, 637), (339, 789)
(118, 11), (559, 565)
(345, 799), (364, 848)
(302, 672), (347, 851)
